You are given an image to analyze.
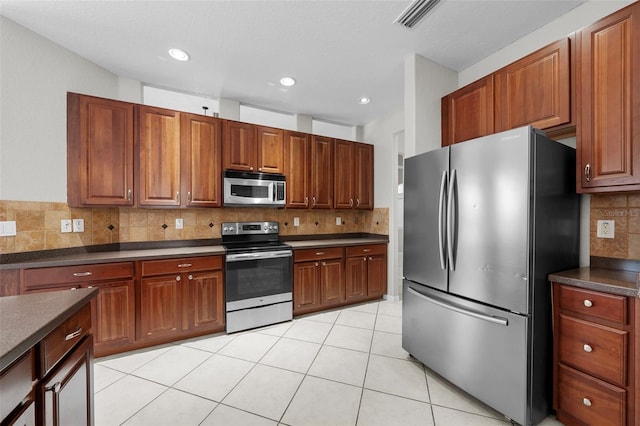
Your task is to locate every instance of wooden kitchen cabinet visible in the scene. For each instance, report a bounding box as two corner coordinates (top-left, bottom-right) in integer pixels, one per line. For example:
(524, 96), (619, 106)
(256, 126), (284, 173)
(441, 76), (494, 146)
(139, 256), (224, 342)
(284, 133), (334, 209)
(345, 244), (387, 303)
(552, 283), (639, 426)
(222, 120), (257, 172)
(293, 247), (344, 315)
(136, 105), (182, 206)
(576, 2), (640, 192)
(22, 262), (135, 358)
(181, 113), (223, 207)
(494, 38), (572, 133)
(334, 140), (373, 210)
(67, 92), (134, 207)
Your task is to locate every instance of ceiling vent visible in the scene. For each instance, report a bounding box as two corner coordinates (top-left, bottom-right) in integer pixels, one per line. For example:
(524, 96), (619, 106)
(394, 0), (443, 29)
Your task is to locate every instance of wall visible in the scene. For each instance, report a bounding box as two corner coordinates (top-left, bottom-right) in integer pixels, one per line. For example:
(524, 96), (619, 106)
(0, 16), (124, 202)
(590, 194), (640, 260)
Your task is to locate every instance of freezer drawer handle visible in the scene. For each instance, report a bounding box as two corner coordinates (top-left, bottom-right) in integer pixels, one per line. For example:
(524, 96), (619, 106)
(438, 170), (448, 270)
(407, 287), (508, 326)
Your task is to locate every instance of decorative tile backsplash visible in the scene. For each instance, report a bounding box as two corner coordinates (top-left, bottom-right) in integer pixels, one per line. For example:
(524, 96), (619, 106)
(0, 200), (389, 254)
(590, 193), (640, 260)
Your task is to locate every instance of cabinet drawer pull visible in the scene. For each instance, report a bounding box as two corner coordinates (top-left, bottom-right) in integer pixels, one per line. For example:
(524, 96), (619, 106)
(584, 164), (591, 182)
(65, 328), (83, 341)
(188, 274), (193, 280)
(46, 382), (62, 393)
(315, 252), (325, 256)
(369, 257), (373, 261)
(583, 299), (593, 308)
(582, 397), (592, 407)
(72, 272), (92, 277)
(583, 344), (593, 353)
(176, 276), (181, 282)
(178, 263), (192, 268)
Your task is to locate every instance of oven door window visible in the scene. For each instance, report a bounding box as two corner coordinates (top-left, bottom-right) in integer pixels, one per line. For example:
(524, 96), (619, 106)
(226, 257), (292, 302)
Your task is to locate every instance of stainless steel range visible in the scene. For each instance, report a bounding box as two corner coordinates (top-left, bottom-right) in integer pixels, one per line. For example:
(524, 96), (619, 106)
(222, 221), (292, 333)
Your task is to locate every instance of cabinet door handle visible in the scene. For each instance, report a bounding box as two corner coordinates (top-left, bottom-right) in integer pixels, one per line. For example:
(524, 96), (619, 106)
(46, 382), (62, 393)
(178, 263), (192, 268)
(127, 189), (132, 202)
(312, 196), (317, 207)
(322, 261), (326, 266)
(584, 164), (591, 182)
(583, 344), (593, 353)
(356, 198), (360, 208)
(583, 299), (593, 308)
(176, 275), (181, 282)
(72, 272), (92, 277)
(305, 196), (309, 207)
(258, 167), (262, 171)
(187, 192), (192, 203)
(176, 192), (180, 204)
(188, 274), (193, 280)
(349, 198), (353, 207)
(315, 262), (319, 267)
(368, 257), (373, 261)
(582, 398), (592, 407)
(65, 327), (82, 341)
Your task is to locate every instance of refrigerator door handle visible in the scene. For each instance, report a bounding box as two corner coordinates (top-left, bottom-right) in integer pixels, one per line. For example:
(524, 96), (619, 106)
(447, 169), (457, 271)
(438, 170), (448, 270)
(407, 287), (509, 326)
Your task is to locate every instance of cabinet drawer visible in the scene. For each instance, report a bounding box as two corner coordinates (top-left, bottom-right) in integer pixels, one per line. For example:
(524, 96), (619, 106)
(557, 364), (626, 426)
(346, 244), (386, 257)
(39, 304), (91, 376)
(558, 314), (627, 386)
(294, 247), (343, 262)
(0, 349), (34, 420)
(23, 262), (134, 290)
(558, 285), (627, 325)
(141, 256), (222, 276)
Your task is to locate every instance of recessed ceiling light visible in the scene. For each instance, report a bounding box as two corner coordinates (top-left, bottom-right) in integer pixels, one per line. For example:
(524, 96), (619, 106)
(359, 97), (371, 105)
(169, 48), (190, 61)
(280, 76), (296, 87)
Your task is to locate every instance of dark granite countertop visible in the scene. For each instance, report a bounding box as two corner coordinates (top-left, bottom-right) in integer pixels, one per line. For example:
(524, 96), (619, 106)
(0, 287), (98, 371)
(549, 267), (640, 298)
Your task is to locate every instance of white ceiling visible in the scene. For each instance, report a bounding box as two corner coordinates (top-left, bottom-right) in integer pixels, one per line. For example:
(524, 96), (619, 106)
(0, 0), (587, 126)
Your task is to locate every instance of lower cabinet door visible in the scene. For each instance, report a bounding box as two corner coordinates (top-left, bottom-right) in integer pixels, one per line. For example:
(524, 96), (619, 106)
(91, 279), (135, 356)
(293, 262), (322, 315)
(367, 254), (387, 298)
(140, 275), (182, 340)
(185, 270), (224, 332)
(345, 256), (367, 302)
(320, 258), (344, 306)
(38, 336), (93, 426)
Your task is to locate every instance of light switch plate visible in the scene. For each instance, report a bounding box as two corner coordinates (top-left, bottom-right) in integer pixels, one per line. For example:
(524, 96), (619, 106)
(597, 220), (615, 238)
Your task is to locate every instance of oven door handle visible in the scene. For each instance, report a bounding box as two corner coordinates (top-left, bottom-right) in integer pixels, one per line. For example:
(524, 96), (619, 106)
(226, 250), (293, 262)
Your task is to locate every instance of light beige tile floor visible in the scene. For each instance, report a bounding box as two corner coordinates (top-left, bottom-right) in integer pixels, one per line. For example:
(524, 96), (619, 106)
(94, 300), (565, 426)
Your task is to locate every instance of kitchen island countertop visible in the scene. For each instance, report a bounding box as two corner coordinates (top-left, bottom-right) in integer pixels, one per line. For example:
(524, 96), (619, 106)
(0, 287), (97, 370)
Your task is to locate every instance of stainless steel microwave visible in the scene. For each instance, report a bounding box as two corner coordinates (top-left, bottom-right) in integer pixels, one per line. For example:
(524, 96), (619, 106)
(223, 171), (286, 207)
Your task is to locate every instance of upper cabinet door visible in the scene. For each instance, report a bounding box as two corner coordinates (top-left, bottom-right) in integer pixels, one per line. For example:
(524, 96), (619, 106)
(256, 126), (284, 174)
(67, 93), (134, 207)
(181, 113), (222, 207)
(284, 131), (311, 208)
(137, 105), (182, 206)
(577, 2), (640, 192)
(223, 120), (257, 172)
(354, 143), (373, 210)
(494, 38), (572, 133)
(334, 139), (355, 209)
(441, 76), (494, 146)
(310, 135), (334, 209)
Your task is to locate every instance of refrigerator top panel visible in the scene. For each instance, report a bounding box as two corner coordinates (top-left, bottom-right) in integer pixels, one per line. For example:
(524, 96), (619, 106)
(403, 146), (449, 292)
(448, 127), (533, 314)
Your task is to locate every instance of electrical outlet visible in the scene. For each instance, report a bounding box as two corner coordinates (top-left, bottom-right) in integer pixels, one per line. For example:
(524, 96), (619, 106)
(61, 219), (72, 233)
(597, 220), (615, 238)
(175, 218), (184, 230)
(72, 218), (84, 232)
(336, 217), (342, 226)
(0, 221), (17, 236)
(293, 217), (300, 227)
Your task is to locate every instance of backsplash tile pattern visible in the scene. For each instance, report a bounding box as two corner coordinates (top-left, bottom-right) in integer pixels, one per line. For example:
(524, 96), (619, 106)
(0, 200), (388, 254)
(590, 194), (640, 260)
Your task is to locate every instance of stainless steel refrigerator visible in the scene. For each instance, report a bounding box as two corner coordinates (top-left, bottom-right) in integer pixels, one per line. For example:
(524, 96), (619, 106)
(402, 126), (580, 426)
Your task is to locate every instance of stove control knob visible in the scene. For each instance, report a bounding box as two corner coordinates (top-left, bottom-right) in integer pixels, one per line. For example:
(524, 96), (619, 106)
(264, 224), (268, 230)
